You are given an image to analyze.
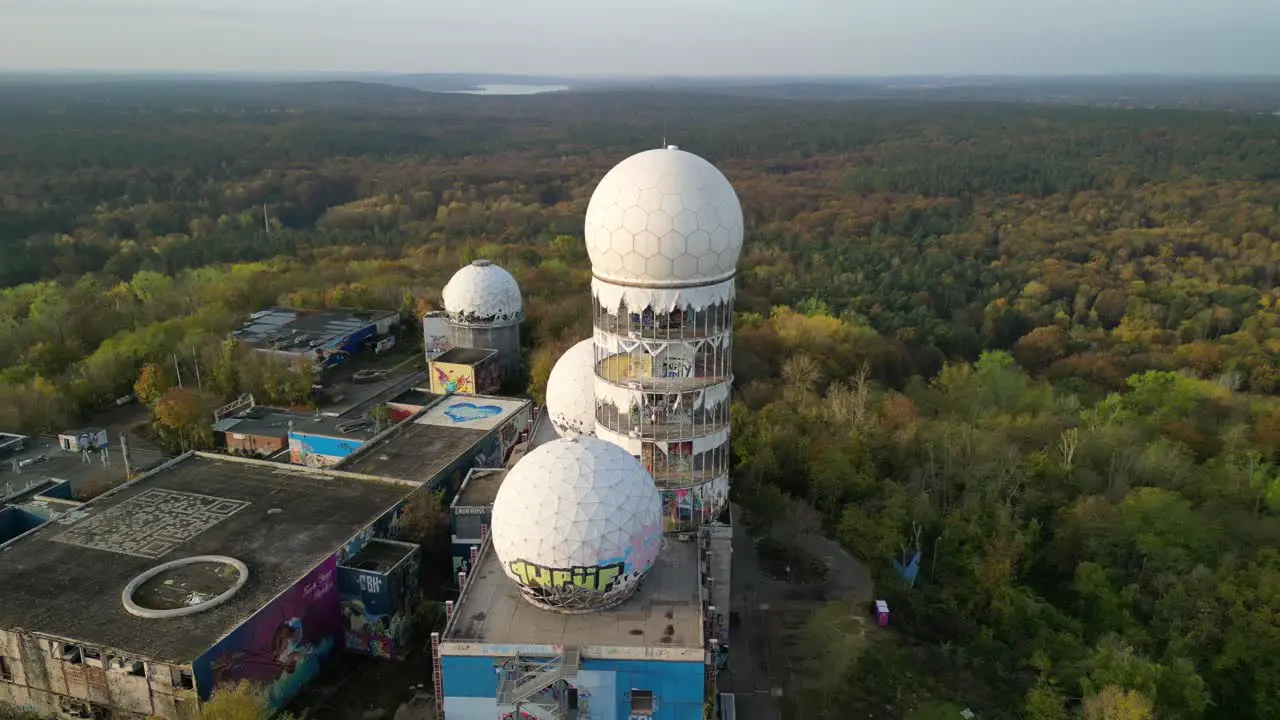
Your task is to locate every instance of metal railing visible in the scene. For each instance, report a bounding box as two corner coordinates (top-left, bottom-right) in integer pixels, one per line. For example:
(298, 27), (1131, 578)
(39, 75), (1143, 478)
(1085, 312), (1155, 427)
(496, 648), (581, 720)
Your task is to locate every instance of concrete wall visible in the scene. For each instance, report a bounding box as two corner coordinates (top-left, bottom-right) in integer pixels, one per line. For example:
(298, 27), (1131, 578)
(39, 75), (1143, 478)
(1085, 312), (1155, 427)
(0, 629), (198, 719)
(440, 655), (704, 720)
(193, 556), (341, 712)
(224, 432), (287, 457)
(447, 323), (521, 386)
(0, 506), (46, 545)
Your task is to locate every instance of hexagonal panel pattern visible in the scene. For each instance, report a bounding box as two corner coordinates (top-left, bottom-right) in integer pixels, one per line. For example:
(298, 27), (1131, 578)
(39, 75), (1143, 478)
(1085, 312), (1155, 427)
(441, 260), (524, 324)
(584, 147), (744, 285)
(491, 436), (664, 612)
(546, 339), (597, 436)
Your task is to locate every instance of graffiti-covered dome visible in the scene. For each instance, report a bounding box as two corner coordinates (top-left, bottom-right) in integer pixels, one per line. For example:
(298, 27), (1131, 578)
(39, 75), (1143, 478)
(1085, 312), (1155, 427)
(490, 436), (662, 613)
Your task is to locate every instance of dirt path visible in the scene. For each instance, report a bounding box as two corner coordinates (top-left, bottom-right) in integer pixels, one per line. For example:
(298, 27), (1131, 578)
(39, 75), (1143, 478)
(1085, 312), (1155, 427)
(723, 506), (877, 720)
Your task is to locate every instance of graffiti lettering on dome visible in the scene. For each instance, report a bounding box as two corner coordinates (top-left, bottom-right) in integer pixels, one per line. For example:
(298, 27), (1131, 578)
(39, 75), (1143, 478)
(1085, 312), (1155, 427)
(508, 559), (624, 593)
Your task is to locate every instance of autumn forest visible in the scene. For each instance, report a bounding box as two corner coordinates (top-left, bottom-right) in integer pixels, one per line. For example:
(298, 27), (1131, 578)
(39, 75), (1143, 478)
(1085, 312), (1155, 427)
(1, 82), (1279, 719)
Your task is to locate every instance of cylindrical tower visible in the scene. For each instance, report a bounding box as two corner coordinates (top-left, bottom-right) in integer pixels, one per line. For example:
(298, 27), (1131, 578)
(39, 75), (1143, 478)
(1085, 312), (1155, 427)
(584, 145), (743, 533)
(441, 259), (524, 383)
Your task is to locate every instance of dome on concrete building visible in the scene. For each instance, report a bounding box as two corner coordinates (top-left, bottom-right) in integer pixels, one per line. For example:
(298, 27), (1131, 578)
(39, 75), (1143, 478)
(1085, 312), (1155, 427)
(490, 436), (663, 612)
(545, 339), (597, 436)
(584, 146), (744, 287)
(441, 260), (524, 325)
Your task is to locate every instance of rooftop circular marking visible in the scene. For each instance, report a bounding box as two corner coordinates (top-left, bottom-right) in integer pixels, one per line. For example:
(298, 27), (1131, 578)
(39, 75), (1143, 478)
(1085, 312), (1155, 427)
(122, 555), (249, 619)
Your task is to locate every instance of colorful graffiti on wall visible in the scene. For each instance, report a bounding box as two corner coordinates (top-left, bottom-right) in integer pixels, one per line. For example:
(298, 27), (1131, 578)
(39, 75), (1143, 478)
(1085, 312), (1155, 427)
(194, 557), (340, 711)
(442, 402), (503, 423)
(660, 475), (729, 531)
(433, 363), (474, 394)
(339, 546), (420, 659)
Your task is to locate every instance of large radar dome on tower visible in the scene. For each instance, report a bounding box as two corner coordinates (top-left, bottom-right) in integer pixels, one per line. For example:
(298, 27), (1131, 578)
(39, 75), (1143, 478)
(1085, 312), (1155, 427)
(545, 338), (597, 436)
(441, 259), (524, 325)
(584, 146), (744, 286)
(490, 436), (663, 613)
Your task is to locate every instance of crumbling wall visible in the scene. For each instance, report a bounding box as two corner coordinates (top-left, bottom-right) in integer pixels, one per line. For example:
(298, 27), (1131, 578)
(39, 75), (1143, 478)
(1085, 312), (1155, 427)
(0, 629), (197, 719)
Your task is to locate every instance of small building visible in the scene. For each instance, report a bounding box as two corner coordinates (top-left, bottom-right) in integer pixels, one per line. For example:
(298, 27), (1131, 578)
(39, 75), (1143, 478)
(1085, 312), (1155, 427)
(430, 347), (501, 396)
(56, 428), (109, 453)
(339, 539), (422, 659)
(0, 453), (426, 719)
(449, 468), (506, 573)
(440, 260), (524, 383)
(435, 538), (713, 720)
(288, 415), (386, 468)
(231, 307), (400, 371)
(212, 407), (316, 458)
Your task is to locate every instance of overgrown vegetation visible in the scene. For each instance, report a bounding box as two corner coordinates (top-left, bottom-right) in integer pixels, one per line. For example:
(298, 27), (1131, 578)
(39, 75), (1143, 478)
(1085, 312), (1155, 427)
(0, 85), (1278, 718)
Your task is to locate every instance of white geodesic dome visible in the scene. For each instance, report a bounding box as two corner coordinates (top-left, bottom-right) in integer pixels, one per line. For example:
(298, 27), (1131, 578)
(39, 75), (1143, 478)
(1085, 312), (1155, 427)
(584, 146), (744, 287)
(545, 339), (597, 436)
(441, 260), (524, 325)
(490, 436), (663, 612)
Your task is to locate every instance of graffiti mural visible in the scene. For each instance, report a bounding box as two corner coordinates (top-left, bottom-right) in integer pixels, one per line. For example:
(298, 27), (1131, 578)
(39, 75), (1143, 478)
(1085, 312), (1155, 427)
(443, 402), (503, 423)
(432, 363), (474, 394)
(660, 475), (729, 531)
(508, 559), (625, 593)
(338, 543), (421, 659)
(194, 557), (340, 710)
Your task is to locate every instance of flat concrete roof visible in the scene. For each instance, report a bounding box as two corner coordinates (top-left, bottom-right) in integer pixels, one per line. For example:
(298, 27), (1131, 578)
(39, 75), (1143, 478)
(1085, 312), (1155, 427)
(416, 394), (530, 432)
(454, 468), (506, 509)
(232, 307), (397, 353)
(339, 422), (488, 484)
(212, 407), (315, 439)
(0, 453), (412, 664)
(342, 538), (417, 574)
(434, 347), (496, 366)
(441, 538), (704, 662)
(389, 388), (439, 408)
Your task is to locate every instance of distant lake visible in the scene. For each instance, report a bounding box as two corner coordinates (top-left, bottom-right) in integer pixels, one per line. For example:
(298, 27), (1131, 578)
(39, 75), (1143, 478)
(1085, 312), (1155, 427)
(451, 84), (570, 95)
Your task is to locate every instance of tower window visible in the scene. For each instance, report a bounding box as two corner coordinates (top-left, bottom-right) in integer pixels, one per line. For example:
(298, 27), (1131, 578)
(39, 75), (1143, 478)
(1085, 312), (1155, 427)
(631, 689), (654, 714)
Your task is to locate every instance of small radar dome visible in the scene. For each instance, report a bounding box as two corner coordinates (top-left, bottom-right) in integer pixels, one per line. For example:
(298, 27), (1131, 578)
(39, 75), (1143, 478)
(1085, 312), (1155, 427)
(584, 146), (744, 287)
(442, 260), (524, 325)
(491, 436), (662, 612)
(545, 339), (597, 436)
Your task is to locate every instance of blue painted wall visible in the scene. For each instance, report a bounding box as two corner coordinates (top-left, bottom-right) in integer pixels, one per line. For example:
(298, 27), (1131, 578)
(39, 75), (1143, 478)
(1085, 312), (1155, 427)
(441, 655), (704, 720)
(289, 432), (367, 466)
(336, 324), (378, 354)
(338, 544), (421, 658)
(0, 506), (46, 545)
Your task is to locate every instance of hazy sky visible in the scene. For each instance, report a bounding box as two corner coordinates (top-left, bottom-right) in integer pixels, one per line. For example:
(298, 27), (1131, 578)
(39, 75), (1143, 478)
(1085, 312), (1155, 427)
(3, 0), (1279, 76)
